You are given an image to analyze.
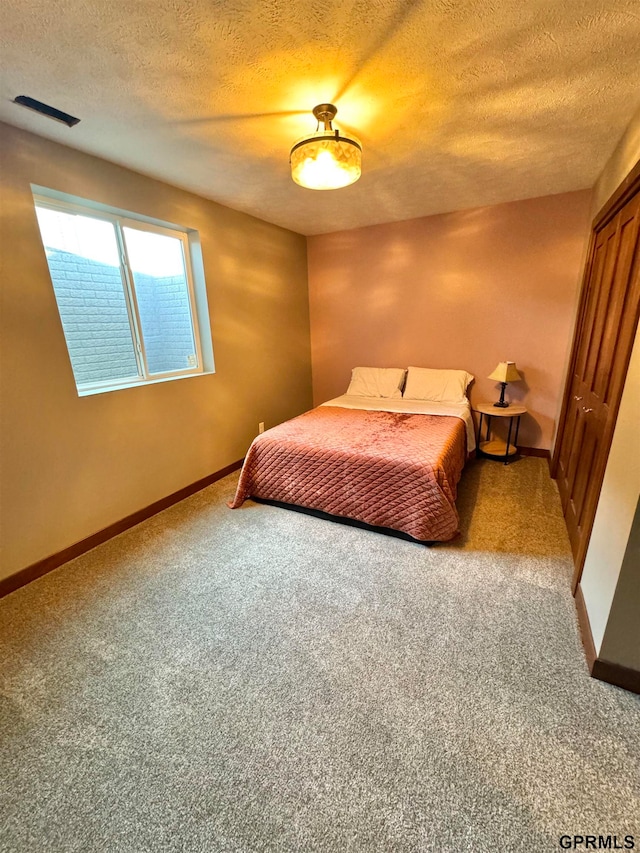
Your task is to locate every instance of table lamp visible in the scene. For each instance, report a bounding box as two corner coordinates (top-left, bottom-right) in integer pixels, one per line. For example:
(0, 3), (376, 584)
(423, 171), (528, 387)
(488, 361), (522, 407)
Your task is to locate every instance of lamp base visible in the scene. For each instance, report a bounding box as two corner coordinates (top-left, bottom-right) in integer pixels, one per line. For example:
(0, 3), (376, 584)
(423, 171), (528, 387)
(493, 381), (509, 407)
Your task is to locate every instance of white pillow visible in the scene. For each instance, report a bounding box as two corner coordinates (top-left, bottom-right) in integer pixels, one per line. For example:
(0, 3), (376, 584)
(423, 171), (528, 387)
(346, 366), (406, 398)
(403, 367), (473, 403)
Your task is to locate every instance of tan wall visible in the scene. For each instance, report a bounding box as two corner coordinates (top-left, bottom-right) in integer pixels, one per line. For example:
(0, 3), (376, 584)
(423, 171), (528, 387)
(308, 190), (592, 449)
(0, 123), (312, 581)
(599, 499), (640, 670)
(581, 329), (640, 652)
(590, 105), (640, 216)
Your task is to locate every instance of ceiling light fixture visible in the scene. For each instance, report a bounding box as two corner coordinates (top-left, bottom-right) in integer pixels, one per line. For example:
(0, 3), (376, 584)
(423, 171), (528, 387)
(290, 104), (362, 190)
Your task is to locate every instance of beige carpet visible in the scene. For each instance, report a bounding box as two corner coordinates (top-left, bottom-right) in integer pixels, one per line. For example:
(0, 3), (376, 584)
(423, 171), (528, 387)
(1, 457), (638, 852)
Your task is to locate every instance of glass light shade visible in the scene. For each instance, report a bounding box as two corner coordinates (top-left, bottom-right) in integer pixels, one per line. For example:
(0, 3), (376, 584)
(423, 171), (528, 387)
(290, 132), (362, 190)
(488, 361), (522, 383)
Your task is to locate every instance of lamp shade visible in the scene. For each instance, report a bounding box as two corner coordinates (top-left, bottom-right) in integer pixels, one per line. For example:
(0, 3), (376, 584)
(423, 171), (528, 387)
(290, 131), (362, 190)
(488, 361), (522, 383)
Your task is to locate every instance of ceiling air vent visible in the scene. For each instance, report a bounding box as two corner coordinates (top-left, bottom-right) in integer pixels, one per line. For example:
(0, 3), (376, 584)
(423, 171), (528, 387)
(13, 95), (80, 127)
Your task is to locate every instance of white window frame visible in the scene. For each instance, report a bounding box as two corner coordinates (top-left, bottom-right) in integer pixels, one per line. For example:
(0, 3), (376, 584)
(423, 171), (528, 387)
(33, 191), (211, 395)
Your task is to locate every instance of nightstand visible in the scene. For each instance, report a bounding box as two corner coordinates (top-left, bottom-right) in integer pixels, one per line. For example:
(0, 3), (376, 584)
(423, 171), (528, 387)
(473, 403), (527, 465)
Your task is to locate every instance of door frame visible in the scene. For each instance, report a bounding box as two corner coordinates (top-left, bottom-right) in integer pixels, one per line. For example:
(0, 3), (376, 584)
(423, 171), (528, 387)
(551, 158), (640, 593)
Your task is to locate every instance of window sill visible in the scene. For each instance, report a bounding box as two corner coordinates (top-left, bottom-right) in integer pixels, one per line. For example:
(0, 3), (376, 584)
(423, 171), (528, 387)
(76, 369), (215, 397)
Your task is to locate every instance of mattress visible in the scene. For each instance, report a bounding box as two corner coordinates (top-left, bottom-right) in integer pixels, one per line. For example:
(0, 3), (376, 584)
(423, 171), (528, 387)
(229, 397), (470, 542)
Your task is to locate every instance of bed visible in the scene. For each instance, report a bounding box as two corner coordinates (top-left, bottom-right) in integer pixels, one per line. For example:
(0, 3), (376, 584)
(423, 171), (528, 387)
(230, 367), (476, 542)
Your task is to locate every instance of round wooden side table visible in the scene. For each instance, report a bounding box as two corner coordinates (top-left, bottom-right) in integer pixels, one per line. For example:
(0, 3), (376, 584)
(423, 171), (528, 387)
(473, 403), (527, 465)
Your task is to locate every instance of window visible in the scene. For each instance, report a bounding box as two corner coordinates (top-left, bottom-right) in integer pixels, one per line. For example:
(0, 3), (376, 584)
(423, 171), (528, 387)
(33, 190), (213, 395)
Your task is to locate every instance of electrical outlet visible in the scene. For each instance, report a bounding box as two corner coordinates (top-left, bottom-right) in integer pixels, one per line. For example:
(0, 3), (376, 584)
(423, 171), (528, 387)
(258, 422), (265, 434)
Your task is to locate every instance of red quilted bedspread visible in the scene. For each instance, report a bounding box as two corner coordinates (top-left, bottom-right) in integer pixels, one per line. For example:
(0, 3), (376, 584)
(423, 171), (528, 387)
(230, 406), (467, 542)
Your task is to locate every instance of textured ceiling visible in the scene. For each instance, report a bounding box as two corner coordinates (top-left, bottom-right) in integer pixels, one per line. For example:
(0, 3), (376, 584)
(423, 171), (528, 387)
(1, 0), (639, 235)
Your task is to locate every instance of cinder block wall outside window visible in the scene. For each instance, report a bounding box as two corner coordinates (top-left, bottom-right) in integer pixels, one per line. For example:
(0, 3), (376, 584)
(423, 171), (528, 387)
(46, 250), (194, 383)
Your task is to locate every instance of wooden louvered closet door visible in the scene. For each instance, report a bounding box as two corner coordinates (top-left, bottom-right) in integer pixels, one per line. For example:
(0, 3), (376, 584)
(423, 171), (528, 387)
(554, 177), (640, 591)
